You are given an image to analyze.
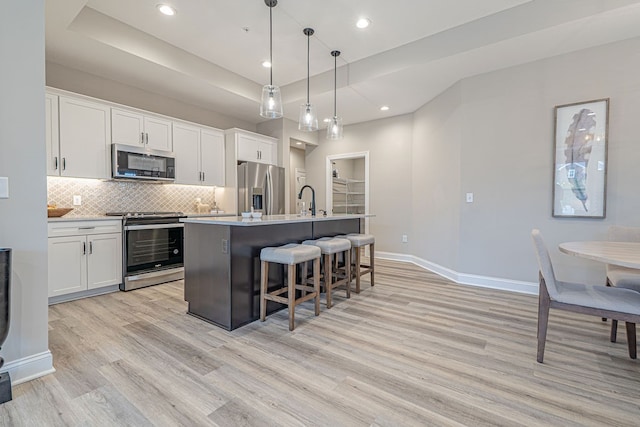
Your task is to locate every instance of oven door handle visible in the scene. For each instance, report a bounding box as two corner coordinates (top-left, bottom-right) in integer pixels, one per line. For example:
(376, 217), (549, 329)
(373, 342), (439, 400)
(124, 223), (185, 231)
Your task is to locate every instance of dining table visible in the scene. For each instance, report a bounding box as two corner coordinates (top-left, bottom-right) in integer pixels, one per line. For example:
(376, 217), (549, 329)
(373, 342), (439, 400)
(559, 241), (640, 269)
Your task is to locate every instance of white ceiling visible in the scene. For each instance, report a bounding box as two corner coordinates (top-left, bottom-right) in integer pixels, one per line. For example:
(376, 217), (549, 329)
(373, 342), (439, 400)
(45, 0), (640, 127)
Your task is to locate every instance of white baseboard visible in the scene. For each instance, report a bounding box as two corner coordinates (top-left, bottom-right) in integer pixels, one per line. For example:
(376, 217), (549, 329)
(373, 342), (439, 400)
(375, 251), (538, 295)
(2, 350), (55, 385)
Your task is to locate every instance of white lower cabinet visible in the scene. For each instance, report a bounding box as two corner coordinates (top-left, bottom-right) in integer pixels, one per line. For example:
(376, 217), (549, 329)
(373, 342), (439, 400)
(48, 220), (122, 299)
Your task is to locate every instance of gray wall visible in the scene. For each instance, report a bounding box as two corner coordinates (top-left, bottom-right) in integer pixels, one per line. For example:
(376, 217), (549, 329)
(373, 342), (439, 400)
(451, 36), (640, 285)
(412, 83), (463, 270)
(306, 36), (640, 289)
(305, 114), (414, 255)
(0, 0), (52, 381)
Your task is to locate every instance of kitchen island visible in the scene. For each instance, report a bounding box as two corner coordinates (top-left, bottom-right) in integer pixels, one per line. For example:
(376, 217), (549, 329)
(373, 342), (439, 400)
(180, 214), (367, 330)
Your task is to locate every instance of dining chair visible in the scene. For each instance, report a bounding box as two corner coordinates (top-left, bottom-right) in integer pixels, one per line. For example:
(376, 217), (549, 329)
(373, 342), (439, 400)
(606, 225), (640, 342)
(531, 229), (640, 363)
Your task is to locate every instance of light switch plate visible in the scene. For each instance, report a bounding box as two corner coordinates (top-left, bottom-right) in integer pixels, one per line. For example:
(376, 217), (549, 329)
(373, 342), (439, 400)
(466, 192), (474, 203)
(73, 195), (82, 206)
(0, 177), (8, 199)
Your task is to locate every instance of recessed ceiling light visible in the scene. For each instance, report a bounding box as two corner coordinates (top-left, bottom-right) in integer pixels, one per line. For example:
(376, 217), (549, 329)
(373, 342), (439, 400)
(356, 18), (371, 29)
(380, 105), (390, 111)
(262, 61), (272, 68)
(295, 142), (302, 145)
(157, 4), (176, 16)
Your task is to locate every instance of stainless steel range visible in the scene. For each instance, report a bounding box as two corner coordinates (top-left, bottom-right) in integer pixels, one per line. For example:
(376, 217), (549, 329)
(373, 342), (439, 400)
(106, 212), (185, 291)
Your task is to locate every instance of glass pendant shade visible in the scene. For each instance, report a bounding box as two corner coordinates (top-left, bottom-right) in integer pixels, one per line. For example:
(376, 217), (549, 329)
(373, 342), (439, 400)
(326, 116), (343, 140)
(260, 84), (283, 118)
(298, 103), (318, 131)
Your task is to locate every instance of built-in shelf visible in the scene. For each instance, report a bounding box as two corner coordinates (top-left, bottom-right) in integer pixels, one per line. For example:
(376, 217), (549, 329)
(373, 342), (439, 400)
(332, 177), (365, 214)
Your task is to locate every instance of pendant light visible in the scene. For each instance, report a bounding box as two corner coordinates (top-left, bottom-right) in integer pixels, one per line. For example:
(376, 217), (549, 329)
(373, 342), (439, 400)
(326, 50), (343, 140)
(298, 28), (318, 131)
(260, 0), (283, 119)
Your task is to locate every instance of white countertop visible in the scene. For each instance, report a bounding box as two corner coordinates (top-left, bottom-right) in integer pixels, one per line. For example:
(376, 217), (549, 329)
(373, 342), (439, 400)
(48, 215), (123, 222)
(181, 214), (370, 226)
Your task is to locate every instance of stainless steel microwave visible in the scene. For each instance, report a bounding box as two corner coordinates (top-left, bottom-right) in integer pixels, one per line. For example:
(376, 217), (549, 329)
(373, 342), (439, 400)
(112, 144), (176, 181)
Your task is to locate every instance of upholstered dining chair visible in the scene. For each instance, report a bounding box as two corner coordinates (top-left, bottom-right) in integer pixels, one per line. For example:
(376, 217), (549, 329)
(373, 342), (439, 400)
(531, 229), (640, 363)
(606, 225), (640, 342)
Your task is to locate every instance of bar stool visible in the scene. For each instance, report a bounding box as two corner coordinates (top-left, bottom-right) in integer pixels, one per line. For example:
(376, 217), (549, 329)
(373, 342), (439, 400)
(344, 233), (375, 293)
(260, 243), (321, 331)
(303, 237), (351, 308)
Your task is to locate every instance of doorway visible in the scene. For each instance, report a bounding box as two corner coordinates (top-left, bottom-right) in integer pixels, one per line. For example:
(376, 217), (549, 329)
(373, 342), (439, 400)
(326, 152), (370, 232)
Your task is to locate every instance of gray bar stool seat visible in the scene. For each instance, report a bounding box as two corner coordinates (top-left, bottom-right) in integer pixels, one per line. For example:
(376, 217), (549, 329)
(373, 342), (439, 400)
(260, 243), (321, 331)
(340, 233), (375, 293)
(303, 237), (352, 308)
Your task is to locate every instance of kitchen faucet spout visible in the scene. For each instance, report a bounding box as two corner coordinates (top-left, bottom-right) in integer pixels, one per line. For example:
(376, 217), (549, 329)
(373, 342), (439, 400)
(298, 185), (316, 216)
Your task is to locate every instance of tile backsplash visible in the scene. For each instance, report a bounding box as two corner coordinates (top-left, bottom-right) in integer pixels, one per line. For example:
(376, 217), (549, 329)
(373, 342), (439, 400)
(47, 177), (226, 216)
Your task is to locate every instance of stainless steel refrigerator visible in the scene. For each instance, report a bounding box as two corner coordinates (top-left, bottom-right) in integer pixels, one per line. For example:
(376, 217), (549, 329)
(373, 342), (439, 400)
(237, 162), (285, 215)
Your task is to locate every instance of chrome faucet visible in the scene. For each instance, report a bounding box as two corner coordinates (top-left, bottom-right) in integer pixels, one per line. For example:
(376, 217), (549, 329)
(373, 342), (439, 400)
(298, 185), (316, 216)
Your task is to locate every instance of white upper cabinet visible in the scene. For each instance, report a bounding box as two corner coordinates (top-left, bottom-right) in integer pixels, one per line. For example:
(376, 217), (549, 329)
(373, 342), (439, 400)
(58, 96), (111, 179)
(112, 108), (172, 151)
(200, 128), (225, 186)
(173, 122), (225, 186)
(227, 129), (278, 165)
(45, 93), (60, 176)
(173, 122), (201, 185)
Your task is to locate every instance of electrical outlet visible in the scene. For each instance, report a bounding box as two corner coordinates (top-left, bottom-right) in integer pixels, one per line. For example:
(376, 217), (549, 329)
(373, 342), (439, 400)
(73, 195), (82, 206)
(466, 192), (474, 203)
(402, 234), (408, 243)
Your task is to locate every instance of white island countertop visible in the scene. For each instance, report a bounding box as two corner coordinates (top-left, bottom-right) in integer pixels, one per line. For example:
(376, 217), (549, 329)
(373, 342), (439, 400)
(181, 214), (370, 226)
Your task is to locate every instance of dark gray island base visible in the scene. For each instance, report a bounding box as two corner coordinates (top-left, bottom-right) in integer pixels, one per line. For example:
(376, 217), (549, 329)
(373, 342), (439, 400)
(181, 215), (364, 330)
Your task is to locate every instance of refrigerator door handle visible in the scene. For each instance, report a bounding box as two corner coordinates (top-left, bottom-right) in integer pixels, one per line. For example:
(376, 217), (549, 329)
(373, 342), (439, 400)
(265, 169), (272, 215)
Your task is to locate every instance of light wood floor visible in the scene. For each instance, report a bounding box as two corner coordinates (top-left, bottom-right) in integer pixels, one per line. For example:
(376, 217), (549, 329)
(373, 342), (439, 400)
(1, 259), (639, 426)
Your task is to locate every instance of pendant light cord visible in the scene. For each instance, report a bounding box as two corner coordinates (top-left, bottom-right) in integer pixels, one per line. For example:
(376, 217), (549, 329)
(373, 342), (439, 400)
(269, 5), (273, 86)
(333, 53), (337, 116)
(306, 33), (310, 104)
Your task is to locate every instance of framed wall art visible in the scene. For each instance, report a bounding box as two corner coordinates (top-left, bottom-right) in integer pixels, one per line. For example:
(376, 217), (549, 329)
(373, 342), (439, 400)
(552, 98), (609, 218)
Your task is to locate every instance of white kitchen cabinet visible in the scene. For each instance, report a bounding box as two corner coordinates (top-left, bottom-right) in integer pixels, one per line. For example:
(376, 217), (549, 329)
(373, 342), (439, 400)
(112, 108), (172, 151)
(226, 129), (278, 165)
(48, 220), (122, 299)
(200, 128), (225, 186)
(237, 134), (276, 164)
(173, 122), (224, 186)
(48, 235), (87, 296)
(45, 93), (60, 176)
(58, 96), (111, 179)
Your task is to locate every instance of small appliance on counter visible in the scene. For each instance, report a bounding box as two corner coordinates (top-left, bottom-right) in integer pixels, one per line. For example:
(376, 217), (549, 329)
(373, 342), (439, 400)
(106, 211), (185, 291)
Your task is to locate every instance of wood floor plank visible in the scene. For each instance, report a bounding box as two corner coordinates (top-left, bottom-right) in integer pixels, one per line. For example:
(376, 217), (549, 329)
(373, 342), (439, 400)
(0, 259), (638, 425)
